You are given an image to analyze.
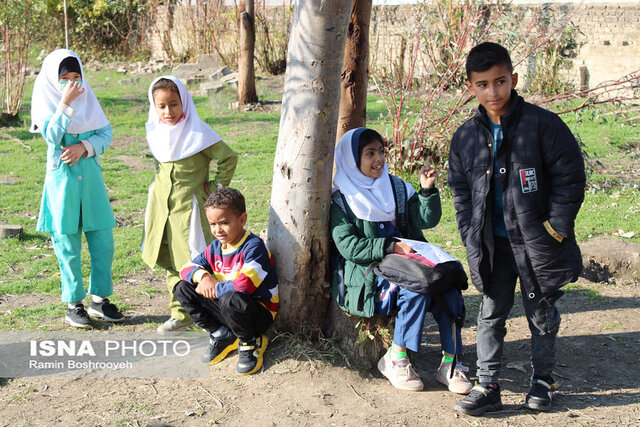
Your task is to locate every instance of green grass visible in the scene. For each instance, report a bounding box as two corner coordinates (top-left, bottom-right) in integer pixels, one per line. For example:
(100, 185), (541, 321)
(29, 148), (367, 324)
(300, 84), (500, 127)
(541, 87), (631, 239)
(1, 69), (639, 330)
(603, 322), (623, 331)
(563, 109), (640, 156)
(0, 304), (67, 330)
(563, 283), (605, 304)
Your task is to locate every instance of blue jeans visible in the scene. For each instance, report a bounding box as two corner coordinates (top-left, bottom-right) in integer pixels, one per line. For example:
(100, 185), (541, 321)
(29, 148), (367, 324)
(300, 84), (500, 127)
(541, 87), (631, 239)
(476, 237), (563, 384)
(375, 277), (465, 354)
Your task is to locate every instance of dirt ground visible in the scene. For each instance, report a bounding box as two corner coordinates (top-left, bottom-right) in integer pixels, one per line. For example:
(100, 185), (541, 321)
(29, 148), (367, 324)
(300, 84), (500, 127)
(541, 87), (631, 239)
(1, 235), (639, 426)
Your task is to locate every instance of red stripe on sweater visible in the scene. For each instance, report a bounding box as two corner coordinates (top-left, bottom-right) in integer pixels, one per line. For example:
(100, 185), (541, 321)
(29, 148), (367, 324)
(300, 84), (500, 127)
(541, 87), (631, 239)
(233, 273), (258, 294)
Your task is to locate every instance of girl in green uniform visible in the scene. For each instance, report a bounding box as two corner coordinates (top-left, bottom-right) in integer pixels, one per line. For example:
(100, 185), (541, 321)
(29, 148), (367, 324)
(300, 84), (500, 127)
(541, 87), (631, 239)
(142, 76), (238, 333)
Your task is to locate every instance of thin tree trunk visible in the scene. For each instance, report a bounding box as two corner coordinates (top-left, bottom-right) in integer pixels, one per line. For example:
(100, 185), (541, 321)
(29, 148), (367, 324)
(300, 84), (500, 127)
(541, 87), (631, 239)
(267, 0), (351, 329)
(336, 0), (372, 141)
(238, 0), (258, 104)
(4, 24), (11, 114)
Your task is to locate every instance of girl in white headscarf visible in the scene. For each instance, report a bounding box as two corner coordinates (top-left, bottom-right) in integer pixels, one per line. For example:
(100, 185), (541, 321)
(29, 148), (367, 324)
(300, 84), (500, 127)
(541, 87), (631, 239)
(30, 49), (124, 329)
(331, 128), (472, 394)
(141, 76), (238, 333)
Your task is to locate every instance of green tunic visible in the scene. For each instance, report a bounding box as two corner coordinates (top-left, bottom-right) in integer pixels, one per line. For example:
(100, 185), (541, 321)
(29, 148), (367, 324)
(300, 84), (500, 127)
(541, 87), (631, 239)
(37, 116), (115, 235)
(142, 141), (237, 272)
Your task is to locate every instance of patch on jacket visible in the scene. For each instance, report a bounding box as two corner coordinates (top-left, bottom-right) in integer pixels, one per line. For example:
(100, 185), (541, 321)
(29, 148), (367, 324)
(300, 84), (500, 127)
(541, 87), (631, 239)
(519, 168), (538, 193)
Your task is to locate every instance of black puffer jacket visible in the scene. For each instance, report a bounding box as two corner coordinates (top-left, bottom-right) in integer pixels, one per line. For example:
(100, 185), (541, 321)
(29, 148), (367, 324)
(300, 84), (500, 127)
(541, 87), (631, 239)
(448, 91), (585, 300)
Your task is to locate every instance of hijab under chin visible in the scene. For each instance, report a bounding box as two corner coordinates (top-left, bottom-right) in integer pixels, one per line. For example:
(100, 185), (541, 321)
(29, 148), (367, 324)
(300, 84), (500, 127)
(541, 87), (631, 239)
(30, 49), (109, 134)
(145, 75), (222, 163)
(333, 127), (415, 222)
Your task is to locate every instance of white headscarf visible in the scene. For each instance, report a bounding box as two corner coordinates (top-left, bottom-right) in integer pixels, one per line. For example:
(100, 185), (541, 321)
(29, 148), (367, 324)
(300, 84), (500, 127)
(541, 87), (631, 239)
(145, 75), (222, 163)
(30, 49), (109, 134)
(333, 128), (415, 222)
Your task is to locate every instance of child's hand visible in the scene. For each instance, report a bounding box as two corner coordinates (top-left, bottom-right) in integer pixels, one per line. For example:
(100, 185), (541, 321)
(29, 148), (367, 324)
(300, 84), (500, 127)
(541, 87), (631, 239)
(60, 80), (85, 107)
(60, 143), (87, 166)
(393, 241), (414, 254)
(196, 274), (218, 300)
(419, 156), (438, 189)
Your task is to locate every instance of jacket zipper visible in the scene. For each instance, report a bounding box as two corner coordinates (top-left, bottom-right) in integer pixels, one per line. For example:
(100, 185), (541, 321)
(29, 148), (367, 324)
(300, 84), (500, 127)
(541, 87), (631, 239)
(478, 124), (495, 235)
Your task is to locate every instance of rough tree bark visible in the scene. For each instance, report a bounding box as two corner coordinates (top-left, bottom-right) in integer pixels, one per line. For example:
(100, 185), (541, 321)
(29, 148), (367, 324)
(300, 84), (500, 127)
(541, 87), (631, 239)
(336, 0), (373, 141)
(324, 304), (394, 369)
(238, 0), (258, 104)
(267, 1), (351, 329)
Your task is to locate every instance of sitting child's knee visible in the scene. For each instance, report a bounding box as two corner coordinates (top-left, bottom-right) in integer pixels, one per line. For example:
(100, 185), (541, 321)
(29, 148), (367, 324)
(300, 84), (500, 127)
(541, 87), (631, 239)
(172, 280), (193, 299)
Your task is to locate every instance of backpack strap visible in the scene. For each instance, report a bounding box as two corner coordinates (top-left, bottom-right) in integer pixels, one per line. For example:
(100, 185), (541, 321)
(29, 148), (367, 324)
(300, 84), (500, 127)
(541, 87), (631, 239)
(331, 190), (351, 221)
(432, 294), (465, 329)
(389, 175), (408, 234)
(331, 190), (351, 308)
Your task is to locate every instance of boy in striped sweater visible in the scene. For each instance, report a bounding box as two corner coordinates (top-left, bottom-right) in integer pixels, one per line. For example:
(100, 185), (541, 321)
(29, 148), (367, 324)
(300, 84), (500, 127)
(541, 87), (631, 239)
(175, 187), (278, 375)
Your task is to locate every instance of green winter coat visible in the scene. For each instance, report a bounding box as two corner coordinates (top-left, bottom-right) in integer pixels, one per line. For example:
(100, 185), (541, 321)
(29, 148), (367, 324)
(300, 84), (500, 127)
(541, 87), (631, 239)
(141, 141), (237, 271)
(330, 188), (442, 317)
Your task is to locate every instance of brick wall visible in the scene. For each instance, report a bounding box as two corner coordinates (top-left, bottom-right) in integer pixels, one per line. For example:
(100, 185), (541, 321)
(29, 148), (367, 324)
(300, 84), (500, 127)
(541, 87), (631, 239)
(149, 2), (640, 89)
(568, 3), (640, 87)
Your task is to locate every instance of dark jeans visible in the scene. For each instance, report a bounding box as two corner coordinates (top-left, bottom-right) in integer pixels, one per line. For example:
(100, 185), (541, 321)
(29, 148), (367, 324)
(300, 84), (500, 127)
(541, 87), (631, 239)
(173, 280), (273, 341)
(476, 237), (563, 384)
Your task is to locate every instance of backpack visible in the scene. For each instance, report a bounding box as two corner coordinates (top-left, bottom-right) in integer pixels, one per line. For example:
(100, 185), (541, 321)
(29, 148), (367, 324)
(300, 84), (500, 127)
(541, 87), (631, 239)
(364, 247), (468, 328)
(331, 175), (467, 327)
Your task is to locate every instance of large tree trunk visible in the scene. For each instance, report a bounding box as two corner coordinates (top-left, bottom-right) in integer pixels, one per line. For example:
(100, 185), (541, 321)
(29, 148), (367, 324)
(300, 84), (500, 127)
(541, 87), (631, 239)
(324, 303), (394, 370)
(267, 1), (351, 329)
(238, 0), (258, 105)
(336, 0), (372, 141)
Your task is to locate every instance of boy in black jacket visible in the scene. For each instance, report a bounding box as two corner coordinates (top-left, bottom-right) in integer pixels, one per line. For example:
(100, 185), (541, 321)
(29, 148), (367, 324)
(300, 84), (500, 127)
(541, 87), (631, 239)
(448, 42), (585, 416)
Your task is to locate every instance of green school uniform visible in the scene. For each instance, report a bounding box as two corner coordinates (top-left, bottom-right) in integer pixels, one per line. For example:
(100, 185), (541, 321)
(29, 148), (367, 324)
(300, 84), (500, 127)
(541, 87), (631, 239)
(141, 141), (237, 320)
(331, 189), (441, 317)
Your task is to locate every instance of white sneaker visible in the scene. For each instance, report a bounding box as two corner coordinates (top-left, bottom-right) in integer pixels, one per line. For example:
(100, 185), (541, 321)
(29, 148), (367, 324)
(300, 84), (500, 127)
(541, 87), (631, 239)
(436, 360), (473, 394)
(157, 317), (193, 334)
(377, 349), (424, 391)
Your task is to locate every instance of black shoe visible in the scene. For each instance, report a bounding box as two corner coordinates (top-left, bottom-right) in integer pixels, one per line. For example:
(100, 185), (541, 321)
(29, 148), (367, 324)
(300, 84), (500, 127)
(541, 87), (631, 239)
(525, 378), (557, 411)
(236, 335), (268, 375)
(454, 384), (503, 416)
(65, 304), (92, 329)
(201, 334), (239, 365)
(88, 298), (125, 322)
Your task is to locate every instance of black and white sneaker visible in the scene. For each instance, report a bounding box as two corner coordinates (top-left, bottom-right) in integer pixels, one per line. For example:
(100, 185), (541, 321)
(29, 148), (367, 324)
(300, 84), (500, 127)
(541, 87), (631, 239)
(454, 383), (503, 416)
(236, 335), (268, 375)
(201, 334), (239, 365)
(525, 378), (557, 411)
(88, 298), (125, 322)
(65, 304), (92, 329)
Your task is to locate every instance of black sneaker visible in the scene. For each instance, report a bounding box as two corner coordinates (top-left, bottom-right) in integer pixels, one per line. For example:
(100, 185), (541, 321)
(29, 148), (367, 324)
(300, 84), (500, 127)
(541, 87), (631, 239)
(236, 335), (268, 375)
(201, 334), (239, 365)
(88, 298), (125, 322)
(525, 378), (557, 411)
(454, 384), (503, 416)
(65, 304), (92, 329)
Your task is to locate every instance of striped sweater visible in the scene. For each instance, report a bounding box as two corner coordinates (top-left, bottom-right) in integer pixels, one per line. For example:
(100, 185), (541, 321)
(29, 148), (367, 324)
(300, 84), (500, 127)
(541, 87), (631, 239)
(180, 231), (279, 316)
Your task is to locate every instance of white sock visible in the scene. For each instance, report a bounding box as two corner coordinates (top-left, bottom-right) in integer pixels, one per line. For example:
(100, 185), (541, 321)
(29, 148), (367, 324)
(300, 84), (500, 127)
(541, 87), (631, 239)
(92, 295), (105, 303)
(68, 302), (82, 309)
